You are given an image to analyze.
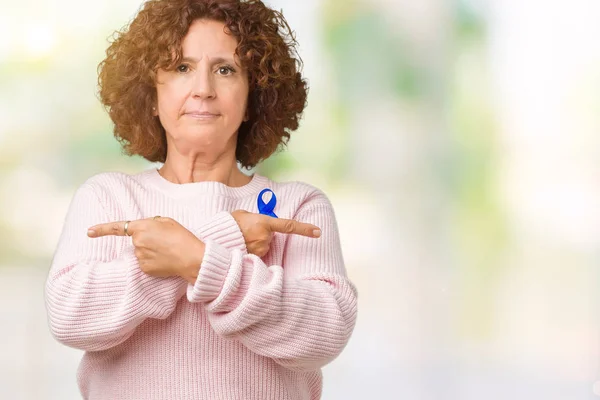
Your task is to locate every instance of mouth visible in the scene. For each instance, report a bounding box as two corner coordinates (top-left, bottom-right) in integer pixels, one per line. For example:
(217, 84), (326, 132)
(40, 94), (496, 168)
(185, 111), (220, 120)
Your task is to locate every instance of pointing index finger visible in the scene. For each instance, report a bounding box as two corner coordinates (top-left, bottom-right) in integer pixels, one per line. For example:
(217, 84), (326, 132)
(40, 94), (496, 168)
(88, 220), (137, 238)
(267, 217), (321, 238)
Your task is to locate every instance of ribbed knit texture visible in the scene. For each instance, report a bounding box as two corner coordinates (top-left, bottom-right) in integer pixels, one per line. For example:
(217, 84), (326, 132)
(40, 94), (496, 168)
(44, 168), (358, 400)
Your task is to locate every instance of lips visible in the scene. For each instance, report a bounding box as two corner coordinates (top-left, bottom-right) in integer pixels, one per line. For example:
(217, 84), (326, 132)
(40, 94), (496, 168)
(186, 111), (220, 117)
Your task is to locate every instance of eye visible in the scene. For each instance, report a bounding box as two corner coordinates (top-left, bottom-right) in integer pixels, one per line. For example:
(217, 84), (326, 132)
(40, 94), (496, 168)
(176, 64), (189, 73)
(217, 65), (235, 76)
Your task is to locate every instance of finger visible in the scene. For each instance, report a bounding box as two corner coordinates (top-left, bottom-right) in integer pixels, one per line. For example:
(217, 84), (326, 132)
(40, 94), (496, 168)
(267, 217), (321, 238)
(88, 220), (141, 238)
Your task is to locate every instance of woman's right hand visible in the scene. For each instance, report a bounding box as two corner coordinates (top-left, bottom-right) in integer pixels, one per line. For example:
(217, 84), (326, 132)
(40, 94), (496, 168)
(231, 210), (321, 257)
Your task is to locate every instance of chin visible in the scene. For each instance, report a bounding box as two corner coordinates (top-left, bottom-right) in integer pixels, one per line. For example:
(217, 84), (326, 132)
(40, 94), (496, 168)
(174, 132), (229, 149)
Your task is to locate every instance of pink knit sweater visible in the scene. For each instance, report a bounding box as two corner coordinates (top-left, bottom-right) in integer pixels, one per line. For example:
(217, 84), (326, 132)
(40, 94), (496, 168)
(45, 168), (358, 400)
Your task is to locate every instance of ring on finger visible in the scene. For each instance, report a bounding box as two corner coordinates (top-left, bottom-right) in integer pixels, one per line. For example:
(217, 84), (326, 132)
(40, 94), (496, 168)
(124, 221), (131, 236)
(153, 215), (161, 220)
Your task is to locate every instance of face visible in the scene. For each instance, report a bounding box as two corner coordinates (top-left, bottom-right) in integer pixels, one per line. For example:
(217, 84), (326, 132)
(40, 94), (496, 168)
(154, 19), (249, 158)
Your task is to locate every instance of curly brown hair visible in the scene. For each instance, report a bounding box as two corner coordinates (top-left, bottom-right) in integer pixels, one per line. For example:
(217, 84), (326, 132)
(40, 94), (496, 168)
(97, 0), (308, 168)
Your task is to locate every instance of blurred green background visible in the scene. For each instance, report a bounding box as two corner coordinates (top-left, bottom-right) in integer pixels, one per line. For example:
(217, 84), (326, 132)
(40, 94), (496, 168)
(1, 0), (600, 398)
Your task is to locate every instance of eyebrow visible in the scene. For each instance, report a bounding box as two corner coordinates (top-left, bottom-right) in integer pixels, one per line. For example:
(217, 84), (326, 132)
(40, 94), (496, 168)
(181, 56), (236, 65)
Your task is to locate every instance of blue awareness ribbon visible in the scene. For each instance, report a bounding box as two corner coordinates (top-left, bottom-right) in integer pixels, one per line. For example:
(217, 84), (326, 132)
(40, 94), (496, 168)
(257, 188), (278, 218)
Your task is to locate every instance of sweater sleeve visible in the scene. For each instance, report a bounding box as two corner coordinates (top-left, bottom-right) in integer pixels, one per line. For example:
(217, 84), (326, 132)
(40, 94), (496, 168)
(192, 211), (248, 254)
(45, 185), (245, 352)
(45, 183), (188, 351)
(186, 192), (358, 372)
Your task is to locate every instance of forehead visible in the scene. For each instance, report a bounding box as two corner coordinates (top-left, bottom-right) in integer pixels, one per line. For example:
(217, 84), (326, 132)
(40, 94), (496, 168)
(182, 19), (238, 56)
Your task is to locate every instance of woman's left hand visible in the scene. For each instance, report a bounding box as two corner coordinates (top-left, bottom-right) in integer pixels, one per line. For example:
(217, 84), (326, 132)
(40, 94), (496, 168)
(87, 217), (205, 284)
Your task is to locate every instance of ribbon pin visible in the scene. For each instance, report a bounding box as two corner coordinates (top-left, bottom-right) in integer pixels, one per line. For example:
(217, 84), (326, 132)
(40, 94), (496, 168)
(257, 188), (278, 218)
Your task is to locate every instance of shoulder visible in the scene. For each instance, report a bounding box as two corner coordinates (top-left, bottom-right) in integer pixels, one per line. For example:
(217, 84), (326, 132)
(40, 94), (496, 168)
(77, 169), (154, 203)
(260, 175), (334, 217)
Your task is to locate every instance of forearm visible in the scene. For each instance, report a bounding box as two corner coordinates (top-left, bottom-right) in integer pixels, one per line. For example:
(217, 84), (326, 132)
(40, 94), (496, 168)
(47, 210), (248, 350)
(46, 245), (187, 351)
(183, 210), (247, 286)
(188, 241), (358, 371)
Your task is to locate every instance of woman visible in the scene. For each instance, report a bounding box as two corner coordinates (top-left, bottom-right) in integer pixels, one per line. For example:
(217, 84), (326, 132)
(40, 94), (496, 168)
(45, 0), (358, 399)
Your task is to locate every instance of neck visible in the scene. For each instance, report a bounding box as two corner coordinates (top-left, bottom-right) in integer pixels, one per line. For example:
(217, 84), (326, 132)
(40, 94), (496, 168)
(158, 150), (251, 187)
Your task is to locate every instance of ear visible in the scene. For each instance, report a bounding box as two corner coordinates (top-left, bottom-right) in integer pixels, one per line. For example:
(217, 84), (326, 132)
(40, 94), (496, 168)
(152, 106), (158, 116)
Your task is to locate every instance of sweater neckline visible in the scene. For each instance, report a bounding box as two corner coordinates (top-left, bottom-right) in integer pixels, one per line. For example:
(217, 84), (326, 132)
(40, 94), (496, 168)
(141, 167), (267, 199)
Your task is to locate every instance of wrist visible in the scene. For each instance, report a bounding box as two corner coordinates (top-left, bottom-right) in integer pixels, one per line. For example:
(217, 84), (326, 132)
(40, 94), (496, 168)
(180, 239), (205, 284)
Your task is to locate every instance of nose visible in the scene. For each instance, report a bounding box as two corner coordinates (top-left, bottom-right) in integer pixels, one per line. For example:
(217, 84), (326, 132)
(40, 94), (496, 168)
(191, 65), (216, 99)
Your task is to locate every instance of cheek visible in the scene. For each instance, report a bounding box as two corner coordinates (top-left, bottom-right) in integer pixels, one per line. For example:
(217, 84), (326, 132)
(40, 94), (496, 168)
(156, 88), (184, 133)
(223, 85), (249, 117)
(157, 80), (187, 112)
(158, 89), (176, 110)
